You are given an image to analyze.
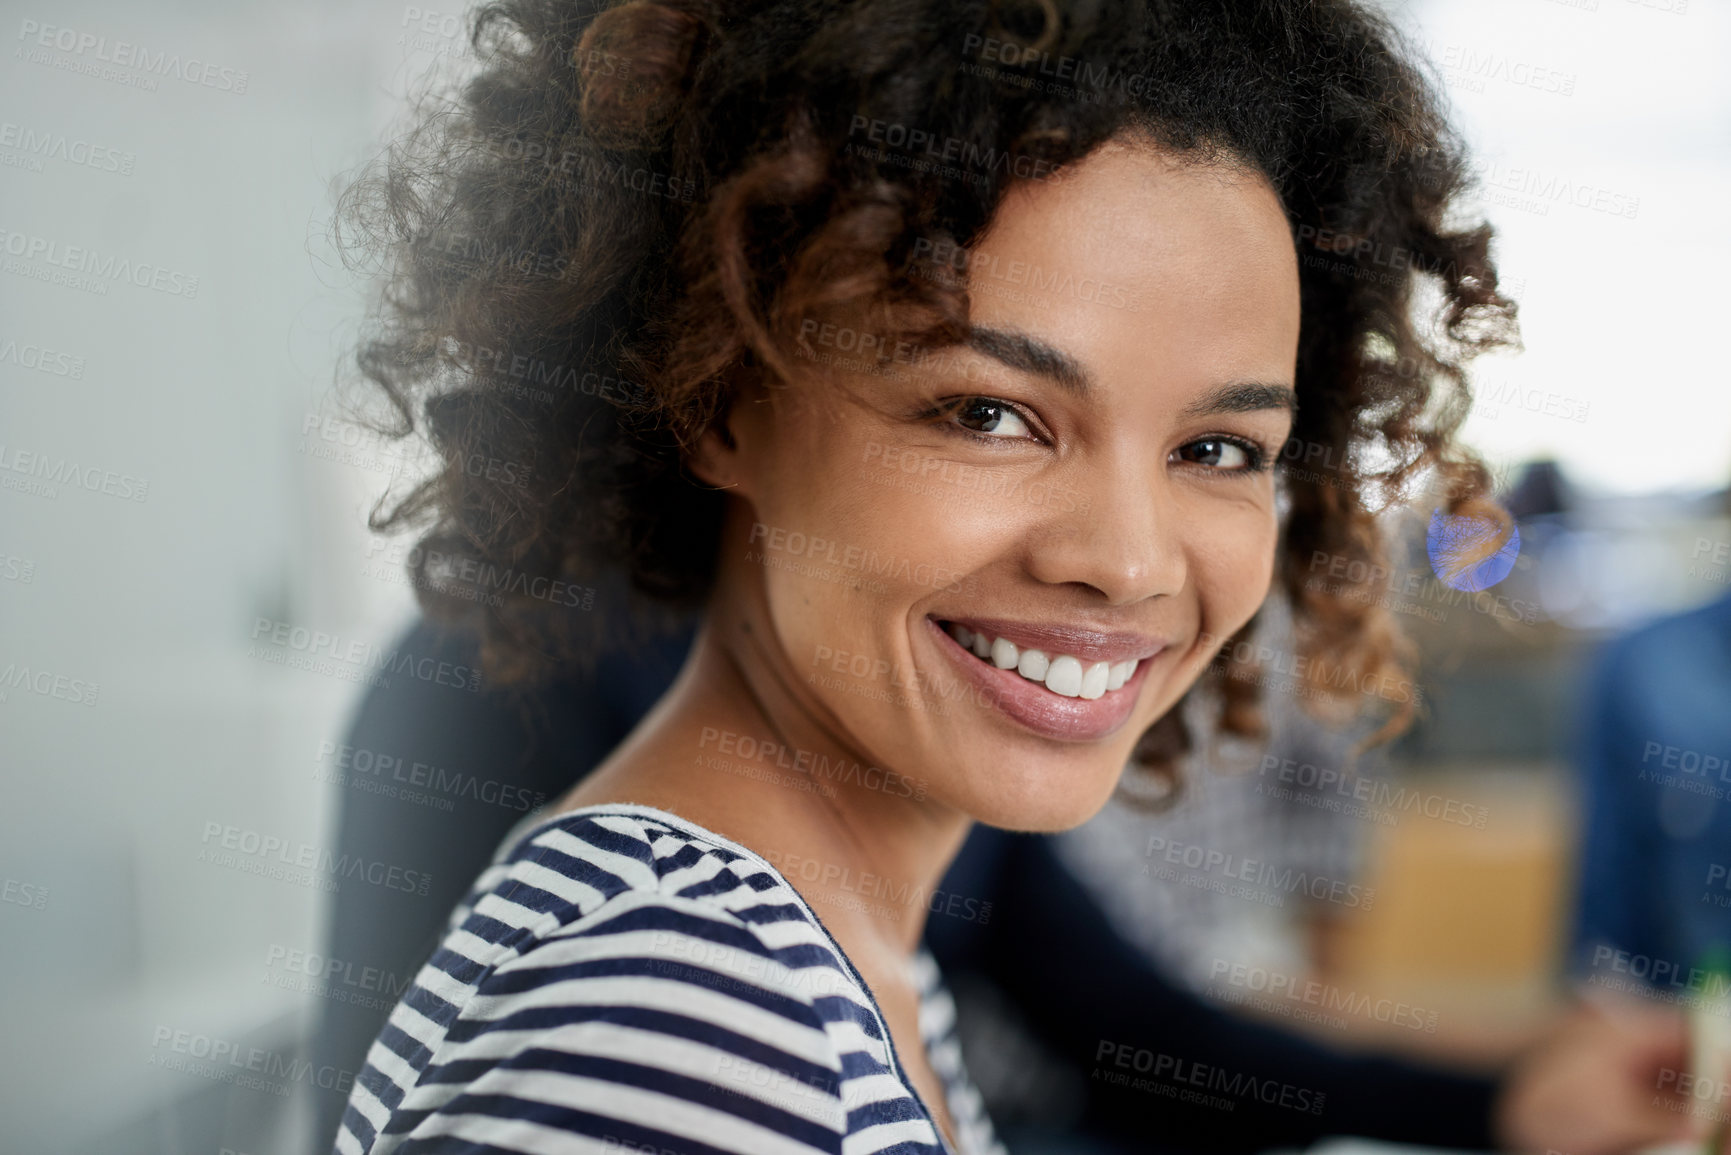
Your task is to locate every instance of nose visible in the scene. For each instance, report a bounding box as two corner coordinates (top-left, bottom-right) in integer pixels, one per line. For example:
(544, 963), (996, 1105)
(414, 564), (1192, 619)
(1021, 453), (1188, 605)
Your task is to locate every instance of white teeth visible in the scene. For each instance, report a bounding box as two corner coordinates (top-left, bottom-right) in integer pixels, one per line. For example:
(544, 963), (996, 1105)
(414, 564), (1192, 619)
(944, 622), (1141, 698)
(1044, 655), (1083, 696)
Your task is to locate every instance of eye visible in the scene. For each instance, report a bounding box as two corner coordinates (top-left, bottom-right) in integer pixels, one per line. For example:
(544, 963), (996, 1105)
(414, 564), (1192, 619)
(944, 397), (1038, 441)
(1173, 436), (1267, 472)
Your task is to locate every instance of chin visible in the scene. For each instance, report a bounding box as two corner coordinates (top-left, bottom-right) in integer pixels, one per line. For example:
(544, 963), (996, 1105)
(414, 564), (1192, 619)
(950, 752), (1129, 834)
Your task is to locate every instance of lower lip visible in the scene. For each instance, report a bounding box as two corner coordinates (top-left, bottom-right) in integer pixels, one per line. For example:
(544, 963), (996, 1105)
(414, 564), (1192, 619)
(925, 616), (1158, 742)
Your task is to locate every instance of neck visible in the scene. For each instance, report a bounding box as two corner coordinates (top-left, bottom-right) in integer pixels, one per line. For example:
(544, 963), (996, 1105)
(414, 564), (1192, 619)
(568, 577), (974, 961)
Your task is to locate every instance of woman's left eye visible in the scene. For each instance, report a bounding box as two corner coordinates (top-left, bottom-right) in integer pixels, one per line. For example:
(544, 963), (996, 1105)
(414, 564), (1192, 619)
(1173, 437), (1266, 472)
(949, 398), (1035, 440)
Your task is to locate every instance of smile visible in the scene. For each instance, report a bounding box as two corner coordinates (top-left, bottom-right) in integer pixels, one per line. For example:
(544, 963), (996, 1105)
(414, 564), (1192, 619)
(925, 615), (1164, 742)
(938, 621), (1140, 700)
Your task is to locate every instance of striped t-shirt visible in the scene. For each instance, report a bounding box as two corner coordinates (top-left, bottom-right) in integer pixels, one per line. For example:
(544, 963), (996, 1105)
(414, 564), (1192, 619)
(334, 803), (1005, 1155)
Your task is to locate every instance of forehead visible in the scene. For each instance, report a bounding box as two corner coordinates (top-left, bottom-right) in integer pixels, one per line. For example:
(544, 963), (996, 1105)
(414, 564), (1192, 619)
(966, 138), (1301, 386)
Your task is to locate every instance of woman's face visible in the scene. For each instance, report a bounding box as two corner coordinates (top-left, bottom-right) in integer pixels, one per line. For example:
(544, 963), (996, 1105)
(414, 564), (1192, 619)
(700, 136), (1300, 832)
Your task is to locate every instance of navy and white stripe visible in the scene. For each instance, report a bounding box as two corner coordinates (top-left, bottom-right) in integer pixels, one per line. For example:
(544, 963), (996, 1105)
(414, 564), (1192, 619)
(334, 803), (1005, 1155)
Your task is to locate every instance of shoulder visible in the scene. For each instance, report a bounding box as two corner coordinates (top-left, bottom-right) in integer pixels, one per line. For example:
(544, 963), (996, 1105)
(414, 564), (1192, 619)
(1581, 592), (1731, 739)
(382, 808), (856, 1153)
(1595, 592), (1731, 679)
(477, 807), (860, 1016)
(438, 807), (750, 934)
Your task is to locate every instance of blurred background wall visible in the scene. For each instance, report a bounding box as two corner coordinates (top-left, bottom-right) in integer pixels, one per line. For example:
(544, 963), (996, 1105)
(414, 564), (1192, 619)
(0, 0), (1725, 1152)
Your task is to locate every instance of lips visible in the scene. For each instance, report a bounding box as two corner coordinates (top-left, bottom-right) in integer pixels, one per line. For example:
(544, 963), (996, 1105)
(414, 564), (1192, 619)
(937, 619), (1140, 699)
(935, 615), (1166, 665)
(925, 615), (1161, 741)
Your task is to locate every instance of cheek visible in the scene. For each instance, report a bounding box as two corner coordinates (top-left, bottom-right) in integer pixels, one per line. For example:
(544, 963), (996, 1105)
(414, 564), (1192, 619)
(758, 410), (1018, 600)
(749, 452), (991, 668)
(1188, 506), (1281, 627)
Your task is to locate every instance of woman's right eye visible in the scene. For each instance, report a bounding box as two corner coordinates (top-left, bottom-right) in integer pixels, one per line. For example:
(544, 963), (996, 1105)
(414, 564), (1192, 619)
(949, 397), (1035, 441)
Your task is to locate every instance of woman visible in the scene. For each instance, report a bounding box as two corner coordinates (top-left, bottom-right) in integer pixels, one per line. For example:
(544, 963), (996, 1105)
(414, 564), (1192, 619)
(331, 0), (1516, 1151)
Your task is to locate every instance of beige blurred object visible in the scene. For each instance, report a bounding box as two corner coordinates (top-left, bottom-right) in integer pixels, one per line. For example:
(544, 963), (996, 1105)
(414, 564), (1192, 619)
(1311, 763), (1578, 1065)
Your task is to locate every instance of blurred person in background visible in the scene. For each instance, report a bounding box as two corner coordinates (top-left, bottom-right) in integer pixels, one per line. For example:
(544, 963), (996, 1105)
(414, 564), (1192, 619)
(1566, 517), (1731, 1137)
(313, 0), (1704, 1151)
(1570, 584), (1731, 980)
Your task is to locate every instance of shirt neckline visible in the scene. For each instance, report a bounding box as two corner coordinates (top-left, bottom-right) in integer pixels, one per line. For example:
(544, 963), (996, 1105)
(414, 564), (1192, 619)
(502, 801), (963, 1155)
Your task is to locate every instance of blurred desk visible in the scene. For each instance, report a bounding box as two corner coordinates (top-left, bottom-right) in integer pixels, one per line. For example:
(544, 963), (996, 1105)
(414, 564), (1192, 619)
(1306, 764), (1577, 1067)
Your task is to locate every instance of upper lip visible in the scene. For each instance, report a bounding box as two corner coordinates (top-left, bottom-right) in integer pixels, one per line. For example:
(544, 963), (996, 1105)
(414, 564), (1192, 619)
(932, 614), (1168, 665)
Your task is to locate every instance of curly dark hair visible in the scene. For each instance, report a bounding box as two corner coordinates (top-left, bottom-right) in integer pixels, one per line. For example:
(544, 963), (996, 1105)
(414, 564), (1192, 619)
(334, 0), (1520, 790)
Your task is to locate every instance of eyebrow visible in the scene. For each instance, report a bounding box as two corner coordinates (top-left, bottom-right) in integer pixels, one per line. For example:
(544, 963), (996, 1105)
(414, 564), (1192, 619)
(966, 326), (1092, 395)
(965, 324), (1298, 417)
(1178, 381), (1299, 420)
